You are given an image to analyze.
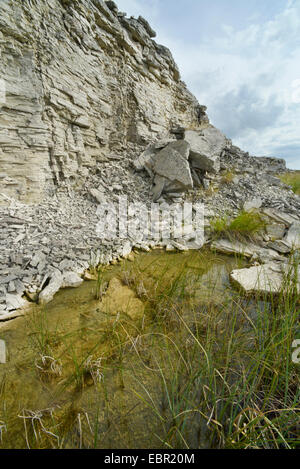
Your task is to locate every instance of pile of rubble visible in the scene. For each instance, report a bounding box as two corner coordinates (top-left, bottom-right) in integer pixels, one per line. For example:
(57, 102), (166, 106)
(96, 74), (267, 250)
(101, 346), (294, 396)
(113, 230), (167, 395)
(134, 126), (229, 201)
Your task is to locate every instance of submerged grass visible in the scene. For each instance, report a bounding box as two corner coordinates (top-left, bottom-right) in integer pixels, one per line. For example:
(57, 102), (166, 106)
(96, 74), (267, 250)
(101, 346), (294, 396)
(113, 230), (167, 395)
(0, 250), (299, 449)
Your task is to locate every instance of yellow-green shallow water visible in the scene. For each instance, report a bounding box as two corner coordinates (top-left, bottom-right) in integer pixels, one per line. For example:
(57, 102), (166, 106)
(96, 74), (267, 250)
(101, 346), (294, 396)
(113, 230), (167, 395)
(0, 249), (247, 449)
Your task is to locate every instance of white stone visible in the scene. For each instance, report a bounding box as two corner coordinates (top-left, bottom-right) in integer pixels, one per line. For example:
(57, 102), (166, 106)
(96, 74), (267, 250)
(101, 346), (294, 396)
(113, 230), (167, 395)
(30, 251), (46, 267)
(0, 311), (23, 322)
(90, 188), (107, 205)
(266, 223), (286, 240)
(185, 127), (227, 173)
(122, 241), (132, 258)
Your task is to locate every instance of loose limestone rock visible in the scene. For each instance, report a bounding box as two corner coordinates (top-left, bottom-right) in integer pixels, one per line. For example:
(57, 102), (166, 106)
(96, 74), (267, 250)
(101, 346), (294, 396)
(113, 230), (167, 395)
(5, 293), (28, 311)
(133, 139), (177, 175)
(38, 270), (63, 305)
(153, 141), (193, 191)
(284, 222), (300, 249)
(185, 127), (227, 173)
(98, 277), (144, 320)
(230, 263), (283, 295)
(230, 262), (300, 295)
(135, 139), (194, 200)
(0, 340), (6, 364)
(122, 241), (132, 258)
(90, 188), (107, 205)
(261, 209), (299, 227)
(211, 239), (259, 259)
(267, 240), (291, 254)
(211, 239), (283, 262)
(62, 272), (83, 288)
(266, 223), (286, 240)
(0, 311), (24, 322)
(243, 198), (262, 211)
(151, 175), (166, 202)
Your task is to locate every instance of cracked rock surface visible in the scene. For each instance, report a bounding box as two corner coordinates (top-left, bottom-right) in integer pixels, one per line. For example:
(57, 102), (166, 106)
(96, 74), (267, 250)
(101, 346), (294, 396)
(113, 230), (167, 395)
(0, 0), (299, 317)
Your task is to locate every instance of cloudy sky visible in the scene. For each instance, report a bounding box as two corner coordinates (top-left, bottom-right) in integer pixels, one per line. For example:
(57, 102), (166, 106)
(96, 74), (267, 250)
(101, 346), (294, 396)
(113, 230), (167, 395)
(117, 0), (300, 169)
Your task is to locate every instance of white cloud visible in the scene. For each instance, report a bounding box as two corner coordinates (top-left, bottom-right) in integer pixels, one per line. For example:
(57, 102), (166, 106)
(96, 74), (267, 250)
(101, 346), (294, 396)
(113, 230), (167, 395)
(116, 0), (300, 168)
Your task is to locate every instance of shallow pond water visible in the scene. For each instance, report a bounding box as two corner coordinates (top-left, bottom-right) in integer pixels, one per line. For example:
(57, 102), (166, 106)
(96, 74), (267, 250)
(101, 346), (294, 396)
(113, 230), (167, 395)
(0, 249), (250, 449)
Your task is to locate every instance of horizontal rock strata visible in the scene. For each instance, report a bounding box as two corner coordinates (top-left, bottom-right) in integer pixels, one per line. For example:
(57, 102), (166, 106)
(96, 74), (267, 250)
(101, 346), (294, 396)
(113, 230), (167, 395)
(0, 0), (207, 204)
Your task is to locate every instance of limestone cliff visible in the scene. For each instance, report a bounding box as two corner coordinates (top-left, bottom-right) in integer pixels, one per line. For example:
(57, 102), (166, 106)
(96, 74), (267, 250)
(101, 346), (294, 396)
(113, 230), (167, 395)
(0, 0), (208, 203)
(1, 0), (299, 320)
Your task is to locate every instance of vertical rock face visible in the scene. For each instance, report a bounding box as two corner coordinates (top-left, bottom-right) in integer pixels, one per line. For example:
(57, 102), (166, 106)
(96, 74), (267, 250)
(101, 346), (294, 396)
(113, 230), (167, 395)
(0, 0), (208, 203)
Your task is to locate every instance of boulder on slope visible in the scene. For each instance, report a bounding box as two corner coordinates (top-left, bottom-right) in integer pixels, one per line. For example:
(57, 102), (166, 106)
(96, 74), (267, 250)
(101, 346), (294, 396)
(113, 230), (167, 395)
(185, 127), (227, 173)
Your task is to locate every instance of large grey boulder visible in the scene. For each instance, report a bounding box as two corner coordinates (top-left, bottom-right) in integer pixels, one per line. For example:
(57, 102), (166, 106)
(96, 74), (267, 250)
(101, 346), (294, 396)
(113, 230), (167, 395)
(230, 263), (283, 295)
(62, 272), (83, 289)
(135, 139), (193, 200)
(153, 140), (193, 189)
(185, 127), (227, 173)
(5, 293), (28, 311)
(0, 340), (6, 364)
